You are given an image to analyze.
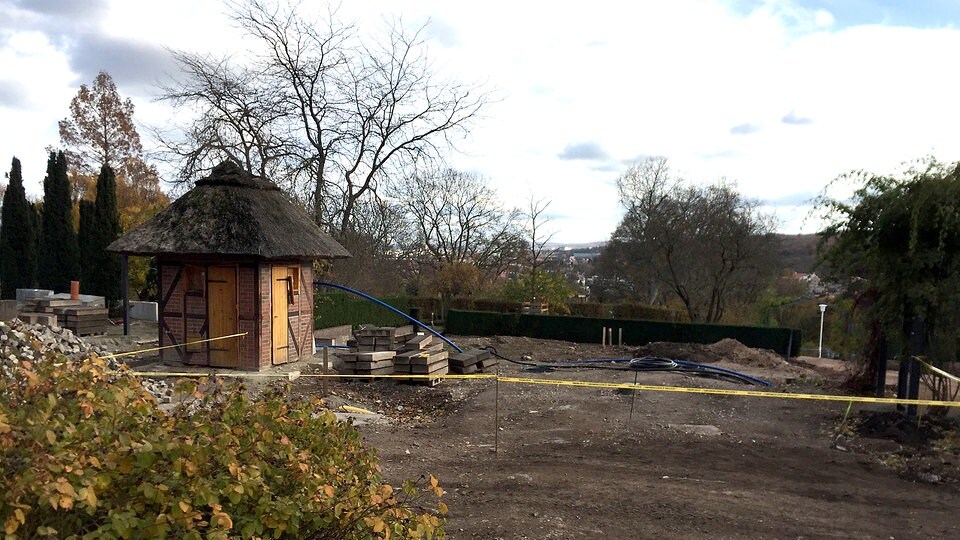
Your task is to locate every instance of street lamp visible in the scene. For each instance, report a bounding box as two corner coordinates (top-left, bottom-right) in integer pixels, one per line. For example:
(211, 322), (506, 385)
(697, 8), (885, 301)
(818, 303), (828, 359)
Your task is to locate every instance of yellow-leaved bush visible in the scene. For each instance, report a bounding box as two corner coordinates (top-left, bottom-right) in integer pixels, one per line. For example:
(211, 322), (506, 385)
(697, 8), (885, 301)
(0, 354), (445, 539)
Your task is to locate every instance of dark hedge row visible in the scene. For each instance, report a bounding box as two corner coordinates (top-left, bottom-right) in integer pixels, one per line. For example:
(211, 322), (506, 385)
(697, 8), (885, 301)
(445, 309), (801, 357)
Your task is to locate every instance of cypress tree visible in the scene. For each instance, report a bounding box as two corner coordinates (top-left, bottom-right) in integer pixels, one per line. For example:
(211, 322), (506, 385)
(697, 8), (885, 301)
(89, 164), (122, 304)
(78, 199), (95, 289)
(38, 151), (80, 293)
(0, 157), (37, 298)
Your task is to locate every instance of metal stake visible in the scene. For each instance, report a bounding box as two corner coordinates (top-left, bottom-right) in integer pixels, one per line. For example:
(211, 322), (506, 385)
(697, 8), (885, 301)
(629, 370), (639, 422)
(495, 369), (500, 456)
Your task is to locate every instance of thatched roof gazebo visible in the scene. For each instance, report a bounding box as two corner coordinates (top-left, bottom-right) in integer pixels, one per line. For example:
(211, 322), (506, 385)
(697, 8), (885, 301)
(108, 161), (350, 370)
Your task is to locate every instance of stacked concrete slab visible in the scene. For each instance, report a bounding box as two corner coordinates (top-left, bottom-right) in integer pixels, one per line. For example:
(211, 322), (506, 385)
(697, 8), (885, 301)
(449, 348), (500, 374)
(338, 349), (397, 378)
(17, 296), (109, 336)
(350, 325), (415, 352)
(337, 325), (450, 384)
(393, 333), (449, 384)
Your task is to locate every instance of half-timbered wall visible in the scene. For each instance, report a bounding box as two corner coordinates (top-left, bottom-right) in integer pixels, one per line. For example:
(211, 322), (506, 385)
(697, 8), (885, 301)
(157, 258), (263, 370)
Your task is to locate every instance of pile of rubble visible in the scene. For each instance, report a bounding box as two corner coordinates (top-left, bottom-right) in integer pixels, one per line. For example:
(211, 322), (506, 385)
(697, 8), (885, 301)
(1, 318), (111, 366)
(0, 318), (174, 403)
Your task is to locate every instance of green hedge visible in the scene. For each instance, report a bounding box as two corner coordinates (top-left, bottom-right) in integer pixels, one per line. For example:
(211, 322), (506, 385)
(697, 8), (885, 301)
(314, 293), (410, 328)
(446, 309), (801, 357)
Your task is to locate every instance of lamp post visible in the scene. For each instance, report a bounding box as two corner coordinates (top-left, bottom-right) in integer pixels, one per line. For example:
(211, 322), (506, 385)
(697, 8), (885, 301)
(818, 303), (828, 359)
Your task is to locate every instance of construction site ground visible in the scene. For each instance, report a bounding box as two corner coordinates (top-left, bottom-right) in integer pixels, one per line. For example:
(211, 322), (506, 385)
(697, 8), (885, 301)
(106, 327), (960, 538)
(294, 335), (959, 539)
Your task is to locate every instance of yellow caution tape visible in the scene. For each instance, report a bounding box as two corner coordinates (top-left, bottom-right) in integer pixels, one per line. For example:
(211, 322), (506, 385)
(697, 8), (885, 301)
(113, 368), (960, 408)
(496, 375), (960, 407)
(914, 357), (960, 384)
(99, 332), (248, 359)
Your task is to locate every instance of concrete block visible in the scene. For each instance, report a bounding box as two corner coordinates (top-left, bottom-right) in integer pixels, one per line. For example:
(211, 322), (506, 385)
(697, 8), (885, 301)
(0, 300), (18, 321)
(49, 293), (105, 307)
(129, 301), (158, 321)
(16, 289), (53, 301)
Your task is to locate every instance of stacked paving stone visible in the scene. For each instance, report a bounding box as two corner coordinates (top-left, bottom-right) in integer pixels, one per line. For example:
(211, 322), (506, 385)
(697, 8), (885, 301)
(338, 325), (451, 384)
(449, 348), (500, 374)
(393, 333), (449, 384)
(338, 325), (412, 378)
(21, 297), (109, 336)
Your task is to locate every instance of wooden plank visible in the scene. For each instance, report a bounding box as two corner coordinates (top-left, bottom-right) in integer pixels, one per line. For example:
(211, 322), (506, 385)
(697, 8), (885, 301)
(272, 266), (288, 365)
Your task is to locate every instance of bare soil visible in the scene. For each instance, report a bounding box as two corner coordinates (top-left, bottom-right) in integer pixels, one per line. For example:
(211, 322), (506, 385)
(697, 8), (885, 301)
(287, 336), (960, 539)
(115, 329), (960, 538)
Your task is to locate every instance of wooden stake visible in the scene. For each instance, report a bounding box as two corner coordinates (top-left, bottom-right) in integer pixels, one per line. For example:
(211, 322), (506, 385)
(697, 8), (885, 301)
(322, 346), (329, 398)
(619, 328), (623, 347)
(601, 327), (606, 350)
(629, 370), (639, 422)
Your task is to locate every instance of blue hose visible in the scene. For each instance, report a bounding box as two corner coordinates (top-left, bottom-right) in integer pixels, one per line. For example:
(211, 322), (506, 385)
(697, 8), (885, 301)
(313, 281), (463, 353)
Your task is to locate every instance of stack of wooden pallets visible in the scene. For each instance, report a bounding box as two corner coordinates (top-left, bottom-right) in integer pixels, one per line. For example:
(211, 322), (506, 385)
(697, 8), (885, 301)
(449, 348), (500, 374)
(393, 333), (449, 385)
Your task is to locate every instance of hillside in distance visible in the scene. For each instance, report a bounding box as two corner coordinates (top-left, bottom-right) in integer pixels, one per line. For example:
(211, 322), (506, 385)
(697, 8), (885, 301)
(776, 233), (819, 273)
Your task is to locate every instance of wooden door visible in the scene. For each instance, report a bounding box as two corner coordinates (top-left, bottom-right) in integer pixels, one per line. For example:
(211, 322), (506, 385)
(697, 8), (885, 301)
(208, 266), (238, 368)
(272, 265), (289, 364)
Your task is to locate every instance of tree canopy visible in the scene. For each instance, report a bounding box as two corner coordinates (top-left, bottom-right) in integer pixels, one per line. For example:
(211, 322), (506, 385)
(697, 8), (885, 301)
(601, 157), (778, 323)
(0, 157), (37, 297)
(38, 151), (80, 293)
(59, 71), (169, 231)
(817, 158), (960, 361)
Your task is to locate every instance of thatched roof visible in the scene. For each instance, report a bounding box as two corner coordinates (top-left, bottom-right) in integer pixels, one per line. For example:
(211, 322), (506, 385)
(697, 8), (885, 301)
(107, 162), (351, 260)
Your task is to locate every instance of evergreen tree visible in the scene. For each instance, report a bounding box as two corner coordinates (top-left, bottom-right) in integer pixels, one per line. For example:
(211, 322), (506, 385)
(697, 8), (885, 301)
(0, 157), (37, 298)
(38, 151), (80, 292)
(88, 164), (122, 303)
(78, 199), (95, 289)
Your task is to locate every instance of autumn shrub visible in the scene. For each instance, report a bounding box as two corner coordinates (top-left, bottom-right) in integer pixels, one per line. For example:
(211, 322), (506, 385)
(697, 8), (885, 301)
(0, 354), (445, 539)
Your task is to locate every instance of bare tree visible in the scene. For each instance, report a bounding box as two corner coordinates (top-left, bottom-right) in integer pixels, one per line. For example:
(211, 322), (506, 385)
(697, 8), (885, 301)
(603, 157), (778, 323)
(390, 168), (523, 284)
(155, 53), (297, 189)
(160, 0), (488, 238)
(524, 196), (558, 302)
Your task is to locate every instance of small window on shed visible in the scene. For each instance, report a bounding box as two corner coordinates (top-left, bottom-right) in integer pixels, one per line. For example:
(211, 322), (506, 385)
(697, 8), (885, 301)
(185, 266), (205, 296)
(288, 266), (300, 296)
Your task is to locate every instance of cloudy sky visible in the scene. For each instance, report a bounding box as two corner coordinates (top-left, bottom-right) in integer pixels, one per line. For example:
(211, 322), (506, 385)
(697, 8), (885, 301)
(2, 0), (959, 244)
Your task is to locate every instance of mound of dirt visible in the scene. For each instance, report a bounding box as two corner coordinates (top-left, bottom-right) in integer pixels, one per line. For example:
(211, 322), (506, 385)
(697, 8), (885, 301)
(632, 338), (792, 369)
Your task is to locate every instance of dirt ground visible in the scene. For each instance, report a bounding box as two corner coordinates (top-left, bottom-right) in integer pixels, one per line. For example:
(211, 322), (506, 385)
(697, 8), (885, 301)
(284, 335), (960, 539)
(111, 328), (960, 538)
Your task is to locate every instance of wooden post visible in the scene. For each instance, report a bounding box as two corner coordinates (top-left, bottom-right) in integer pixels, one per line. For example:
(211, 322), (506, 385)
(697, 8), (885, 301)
(322, 346), (329, 398)
(618, 328), (623, 347)
(121, 254), (129, 336)
(601, 327), (606, 350)
(875, 336), (888, 398)
(906, 318), (924, 417)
